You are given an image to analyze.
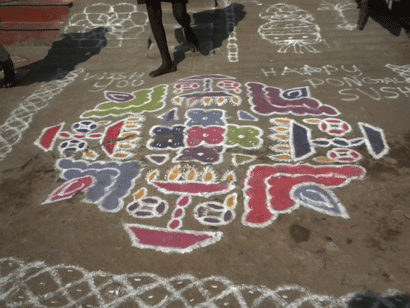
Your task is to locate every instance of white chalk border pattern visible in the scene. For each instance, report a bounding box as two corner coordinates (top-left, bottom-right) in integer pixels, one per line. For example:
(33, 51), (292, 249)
(0, 257), (406, 308)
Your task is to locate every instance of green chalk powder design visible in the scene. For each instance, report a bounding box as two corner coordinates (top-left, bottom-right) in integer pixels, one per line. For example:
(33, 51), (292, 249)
(81, 85), (168, 118)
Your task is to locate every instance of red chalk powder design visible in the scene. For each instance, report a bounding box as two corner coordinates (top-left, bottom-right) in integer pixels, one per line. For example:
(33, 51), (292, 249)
(34, 75), (390, 253)
(44, 176), (96, 204)
(125, 224), (222, 253)
(242, 164), (366, 227)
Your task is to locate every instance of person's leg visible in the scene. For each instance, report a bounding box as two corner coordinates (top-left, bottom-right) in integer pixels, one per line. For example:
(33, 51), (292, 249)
(172, 2), (199, 52)
(1, 57), (17, 88)
(146, 0), (177, 77)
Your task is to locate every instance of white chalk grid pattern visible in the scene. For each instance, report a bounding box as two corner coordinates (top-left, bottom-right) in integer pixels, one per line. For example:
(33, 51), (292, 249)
(64, 3), (148, 48)
(218, 0), (261, 62)
(0, 257), (406, 308)
(0, 69), (82, 162)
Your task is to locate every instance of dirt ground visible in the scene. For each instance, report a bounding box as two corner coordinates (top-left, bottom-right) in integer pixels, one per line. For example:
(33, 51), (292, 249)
(1, 0), (410, 307)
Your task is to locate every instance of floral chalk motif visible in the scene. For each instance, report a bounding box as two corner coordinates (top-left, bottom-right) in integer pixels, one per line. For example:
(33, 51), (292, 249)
(226, 125), (263, 149)
(148, 126), (185, 150)
(186, 126), (226, 147)
(185, 109), (226, 127)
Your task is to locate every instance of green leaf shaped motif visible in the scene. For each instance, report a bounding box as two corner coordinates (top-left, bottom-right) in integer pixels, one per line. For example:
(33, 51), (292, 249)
(81, 85), (168, 118)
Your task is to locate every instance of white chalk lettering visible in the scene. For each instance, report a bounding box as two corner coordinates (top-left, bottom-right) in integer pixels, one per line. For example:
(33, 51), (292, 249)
(261, 68), (277, 77)
(304, 78), (325, 88)
(264, 64), (410, 101)
(326, 78), (345, 87)
(341, 64), (362, 76)
(282, 66), (305, 76)
(356, 87), (382, 100)
(398, 86), (410, 97)
(339, 87), (409, 101)
(339, 88), (360, 101)
(380, 87), (400, 99)
(83, 72), (107, 81)
(361, 77), (382, 84)
(82, 71), (144, 92)
(282, 64), (361, 76)
(342, 76), (363, 87)
(322, 65), (339, 75)
(305, 76), (409, 89)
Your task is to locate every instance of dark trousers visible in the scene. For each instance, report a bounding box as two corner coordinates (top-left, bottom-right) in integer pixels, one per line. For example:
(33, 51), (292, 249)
(0, 58), (16, 83)
(0, 44), (16, 83)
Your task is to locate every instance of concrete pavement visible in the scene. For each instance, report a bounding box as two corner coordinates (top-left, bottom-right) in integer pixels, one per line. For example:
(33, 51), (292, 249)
(1, 0), (410, 306)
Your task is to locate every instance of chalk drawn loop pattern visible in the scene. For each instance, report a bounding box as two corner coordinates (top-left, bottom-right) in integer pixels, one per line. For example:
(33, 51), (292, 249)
(1, 257), (408, 308)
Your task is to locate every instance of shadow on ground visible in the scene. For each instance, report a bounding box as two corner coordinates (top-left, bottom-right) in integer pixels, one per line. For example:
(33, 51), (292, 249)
(172, 3), (246, 68)
(4, 27), (108, 87)
(348, 291), (410, 307)
(6, 3), (247, 85)
(356, 0), (410, 37)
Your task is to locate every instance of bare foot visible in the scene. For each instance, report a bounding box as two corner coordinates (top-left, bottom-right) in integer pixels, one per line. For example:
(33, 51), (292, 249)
(3, 79), (18, 88)
(149, 62), (177, 78)
(189, 42), (198, 53)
